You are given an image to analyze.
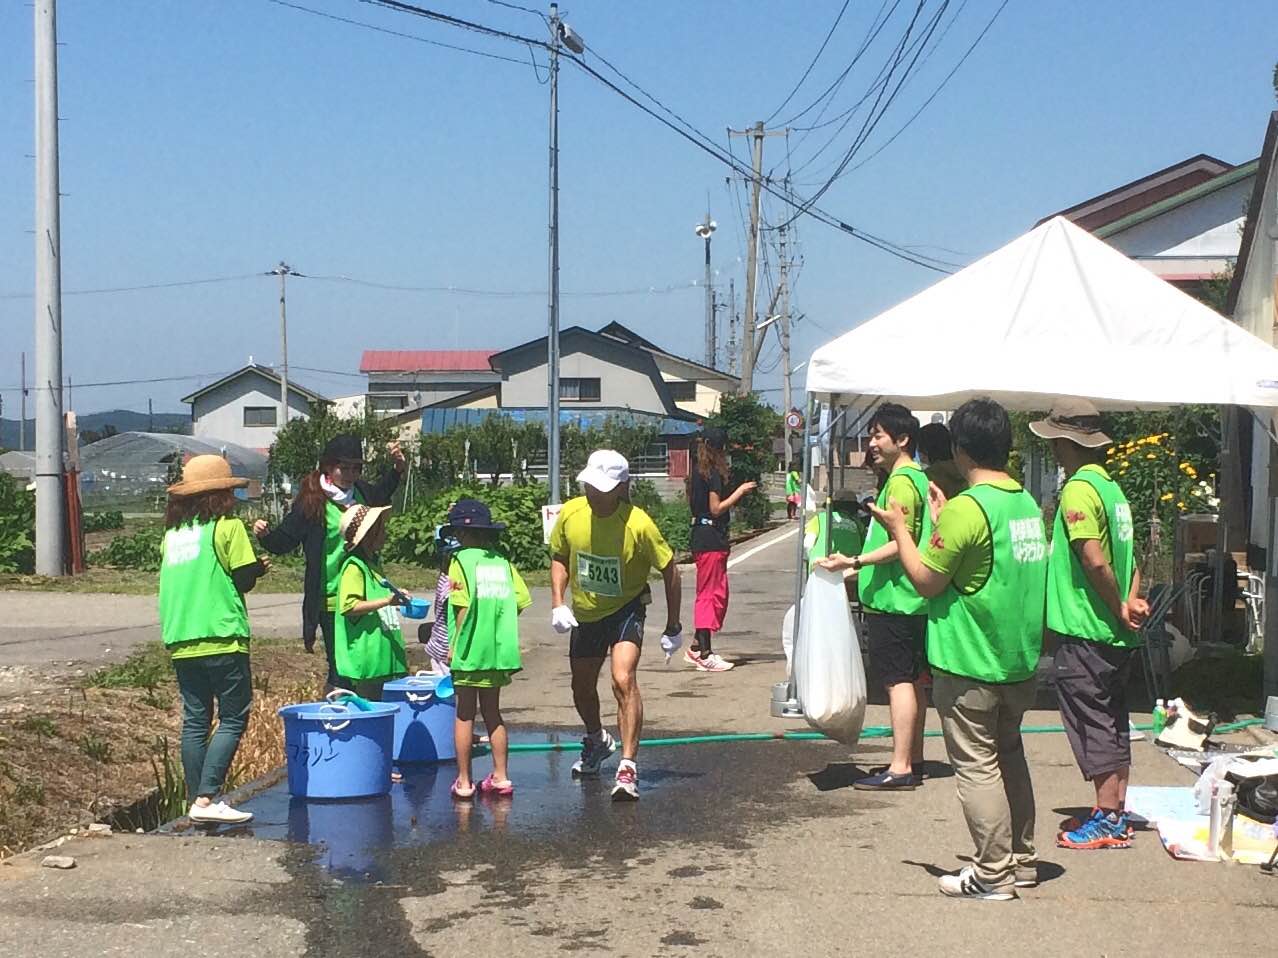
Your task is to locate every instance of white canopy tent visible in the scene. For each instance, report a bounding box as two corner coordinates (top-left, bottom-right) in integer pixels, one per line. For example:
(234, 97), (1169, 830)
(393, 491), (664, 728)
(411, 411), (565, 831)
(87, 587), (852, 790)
(806, 216), (1278, 411)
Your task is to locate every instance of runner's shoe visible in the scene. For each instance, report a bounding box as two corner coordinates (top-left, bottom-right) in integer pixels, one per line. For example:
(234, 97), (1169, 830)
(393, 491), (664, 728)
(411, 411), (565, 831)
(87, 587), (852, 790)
(1059, 807), (1135, 838)
(684, 648), (703, 668)
(571, 730), (617, 777)
(611, 762), (639, 802)
(938, 866), (1016, 901)
(1057, 808), (1132, 849)
(695, 653), (735, 672)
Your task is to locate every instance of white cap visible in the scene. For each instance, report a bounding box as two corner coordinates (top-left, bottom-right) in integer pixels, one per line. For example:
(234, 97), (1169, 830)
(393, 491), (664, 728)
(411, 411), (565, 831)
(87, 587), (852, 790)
(576, 449), (629, 492)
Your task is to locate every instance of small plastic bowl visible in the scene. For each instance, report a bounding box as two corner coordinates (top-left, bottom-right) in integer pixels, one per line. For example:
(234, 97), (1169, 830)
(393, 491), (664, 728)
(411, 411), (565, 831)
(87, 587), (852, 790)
(402, 597), (429, 619)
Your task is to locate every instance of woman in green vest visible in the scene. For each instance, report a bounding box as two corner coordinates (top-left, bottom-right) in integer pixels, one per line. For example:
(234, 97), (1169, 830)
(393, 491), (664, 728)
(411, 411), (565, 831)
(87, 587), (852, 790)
(444, 499), (532, 799)
(785, 468), (802, 519)
(159, 455), (270, 826)
(334, 504), (410, 701)
(803, 496), (867, 570)
(255, 434), (404, 691)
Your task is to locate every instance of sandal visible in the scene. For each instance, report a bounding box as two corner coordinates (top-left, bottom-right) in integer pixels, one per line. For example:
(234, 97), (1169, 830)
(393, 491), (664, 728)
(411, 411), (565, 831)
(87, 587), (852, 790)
(450, 778), (476, 801)
(391, 770), (403, 784)
(479, 773), (514, 796)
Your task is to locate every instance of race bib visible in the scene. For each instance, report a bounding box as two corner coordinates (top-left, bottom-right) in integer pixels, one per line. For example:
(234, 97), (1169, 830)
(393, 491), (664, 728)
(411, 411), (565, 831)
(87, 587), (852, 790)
(577, 552), (622, 597)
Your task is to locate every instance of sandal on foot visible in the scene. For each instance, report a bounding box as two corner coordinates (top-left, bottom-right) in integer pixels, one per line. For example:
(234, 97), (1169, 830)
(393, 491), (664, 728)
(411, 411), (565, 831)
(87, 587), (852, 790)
(451, 778), (476, 800)
(479, 773), (514, 796)
(391, 770), (403, 783)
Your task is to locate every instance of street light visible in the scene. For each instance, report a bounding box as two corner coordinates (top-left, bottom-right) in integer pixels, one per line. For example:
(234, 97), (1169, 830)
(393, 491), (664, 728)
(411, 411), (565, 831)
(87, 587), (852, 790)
(695, 214), (716, 368)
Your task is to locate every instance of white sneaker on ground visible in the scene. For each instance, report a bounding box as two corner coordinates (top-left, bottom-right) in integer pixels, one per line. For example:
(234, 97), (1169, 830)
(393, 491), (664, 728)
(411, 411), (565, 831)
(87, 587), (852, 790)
(188, 801), (253, 825)
(572, 730), (618, 777)
(684, 648), (703, 667)
(611, 761), (639, 802)
(938, 866), (1016, 901)
(696, 653), (735, 672)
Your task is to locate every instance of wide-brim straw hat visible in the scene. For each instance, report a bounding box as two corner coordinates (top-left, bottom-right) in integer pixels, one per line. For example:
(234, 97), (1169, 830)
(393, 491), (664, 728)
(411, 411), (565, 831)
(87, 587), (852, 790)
(167, 455), (250, 496)
(340, 504), (392, 551)
(1029, 397), (1113, 449)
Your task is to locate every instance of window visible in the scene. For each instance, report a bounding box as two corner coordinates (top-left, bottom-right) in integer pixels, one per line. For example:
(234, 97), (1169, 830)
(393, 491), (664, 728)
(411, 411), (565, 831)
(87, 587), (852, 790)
(560, 377), (601, 402)
(243, 406), (277, 427)
(368, 394), (408, 412)
(666, 381), (697, 403)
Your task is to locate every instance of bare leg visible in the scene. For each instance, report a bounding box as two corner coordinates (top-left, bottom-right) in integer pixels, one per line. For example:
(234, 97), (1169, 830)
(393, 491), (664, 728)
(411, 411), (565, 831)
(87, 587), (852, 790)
(1094, 768), (1126, 811)
(610, 639), (643, 761)
(453, 688), (478, 792)
(886, 681), (922, 776)
(911, 677), (928, 768)
(571, 657), (606, 734)
(478, 688), (509, 785)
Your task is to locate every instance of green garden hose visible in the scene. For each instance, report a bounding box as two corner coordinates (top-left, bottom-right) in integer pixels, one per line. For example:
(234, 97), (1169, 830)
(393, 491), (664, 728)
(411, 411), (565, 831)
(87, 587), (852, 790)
(488, 717), (1266, 754)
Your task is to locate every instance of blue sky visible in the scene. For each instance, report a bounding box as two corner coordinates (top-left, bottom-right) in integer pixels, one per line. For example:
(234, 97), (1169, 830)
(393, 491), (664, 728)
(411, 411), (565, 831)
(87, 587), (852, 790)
(2, 0), (1277, 416)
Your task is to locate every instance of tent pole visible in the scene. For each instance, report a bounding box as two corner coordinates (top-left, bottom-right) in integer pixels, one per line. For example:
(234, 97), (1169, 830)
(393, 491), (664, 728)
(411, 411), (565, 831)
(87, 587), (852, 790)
(778, 393), (819, 719)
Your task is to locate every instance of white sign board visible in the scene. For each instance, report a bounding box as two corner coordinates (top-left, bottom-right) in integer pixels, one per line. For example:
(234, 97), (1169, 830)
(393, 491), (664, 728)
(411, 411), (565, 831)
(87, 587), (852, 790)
(541, 503), (563, 545)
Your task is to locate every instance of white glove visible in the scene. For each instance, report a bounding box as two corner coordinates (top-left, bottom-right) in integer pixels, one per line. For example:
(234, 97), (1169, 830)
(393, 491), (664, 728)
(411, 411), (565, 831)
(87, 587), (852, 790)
(660, 628), (683, 665)
(551, 605), (579, 634)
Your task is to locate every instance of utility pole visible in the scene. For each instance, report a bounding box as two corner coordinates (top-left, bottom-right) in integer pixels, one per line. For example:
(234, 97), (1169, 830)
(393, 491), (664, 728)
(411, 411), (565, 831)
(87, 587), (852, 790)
(33, 0), (65, 575)
(728, 122), (786, 394)
(269, 262), (296, 431)
(545, 3), (584, 505)
(779, 216), (794, 471)
(727, 277), (738, 377)
(20, 352), (27, 452)
(148, 397), (153, 433)
(695, 212), (717, 368)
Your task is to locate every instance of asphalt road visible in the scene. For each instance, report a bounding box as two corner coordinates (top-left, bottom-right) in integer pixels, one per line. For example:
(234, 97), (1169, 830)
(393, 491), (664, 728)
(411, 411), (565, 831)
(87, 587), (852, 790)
(2, 523), (1276, 957)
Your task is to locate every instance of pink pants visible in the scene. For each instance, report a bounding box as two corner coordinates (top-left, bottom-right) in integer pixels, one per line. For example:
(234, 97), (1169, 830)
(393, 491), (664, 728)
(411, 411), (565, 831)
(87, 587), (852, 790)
(694, 550), (731, 632)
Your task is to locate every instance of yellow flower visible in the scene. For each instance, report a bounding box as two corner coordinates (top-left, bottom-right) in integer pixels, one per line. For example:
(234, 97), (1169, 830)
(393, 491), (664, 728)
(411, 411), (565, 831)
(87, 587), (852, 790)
(1106, 447), (1115, 456)
(1145, 453), (1157, 460)
(1177, 501), (1187, 510)
(1120, 460), (1130, 468)
(1160, 492), (1174, 501)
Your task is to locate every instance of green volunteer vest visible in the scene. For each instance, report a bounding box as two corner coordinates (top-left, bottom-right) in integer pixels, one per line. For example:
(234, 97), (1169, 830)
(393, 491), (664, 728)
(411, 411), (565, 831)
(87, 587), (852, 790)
(323, 489), (366, 601)
(158, 519), (250, 647)
(448, 547), (524, 675)
(333, 554), (407, 681)
(927, 483), (1047, 683)
(859, 463), (933, 615)
(1046, 468), (1138, 647)
(807, 510), (865, 564)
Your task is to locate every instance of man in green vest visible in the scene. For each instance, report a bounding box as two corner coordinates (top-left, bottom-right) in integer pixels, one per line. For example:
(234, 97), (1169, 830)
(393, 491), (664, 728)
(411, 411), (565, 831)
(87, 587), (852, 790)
(1030, 399), (1150, 850)
(869, 397), (1048, 901)
(803, 495), (866, 569)
(820, 403), (931, 791)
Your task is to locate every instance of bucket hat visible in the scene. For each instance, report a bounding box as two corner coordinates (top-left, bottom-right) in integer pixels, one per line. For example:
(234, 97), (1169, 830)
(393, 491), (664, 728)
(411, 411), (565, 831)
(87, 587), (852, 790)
(1028, 398), (1113, 449)
(576, 449), (629, 493)
(167, 455), (249, 497)
(447, 498), (507, 531)
(701, 427), (728, 450)
(340, 503), (392, 551)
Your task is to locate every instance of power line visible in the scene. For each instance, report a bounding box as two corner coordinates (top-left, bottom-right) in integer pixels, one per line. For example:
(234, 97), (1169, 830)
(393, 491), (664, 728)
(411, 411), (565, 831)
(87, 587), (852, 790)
(481, 0), (546, 20)
(265, 0), (541, 66)
(764, 0), (852, 125)
(299, 273), (701, 297)
(0, 274), (264, 300)
(0, 370), (237, 395)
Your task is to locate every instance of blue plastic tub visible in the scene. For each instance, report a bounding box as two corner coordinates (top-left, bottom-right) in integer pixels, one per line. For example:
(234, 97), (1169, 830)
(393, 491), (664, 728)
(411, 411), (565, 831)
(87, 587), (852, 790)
(402, 598), (429, 619)
(278, 701), (398, 799)
(382, 673), (457, 764)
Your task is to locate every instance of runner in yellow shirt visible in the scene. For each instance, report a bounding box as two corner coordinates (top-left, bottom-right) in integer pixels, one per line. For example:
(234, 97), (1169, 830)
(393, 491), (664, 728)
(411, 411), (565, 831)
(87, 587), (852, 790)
(549, 450), (682, 801)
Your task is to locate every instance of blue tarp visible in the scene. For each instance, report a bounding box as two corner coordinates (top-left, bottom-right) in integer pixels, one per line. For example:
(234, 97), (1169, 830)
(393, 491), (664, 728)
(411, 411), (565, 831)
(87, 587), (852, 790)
(420, 407), (700, 436)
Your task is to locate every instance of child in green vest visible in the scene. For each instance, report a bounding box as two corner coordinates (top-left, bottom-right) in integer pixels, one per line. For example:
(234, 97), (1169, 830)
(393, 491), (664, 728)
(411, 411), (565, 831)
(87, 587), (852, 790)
(445, 498), (532, 800)
(335, 505), (410, 701)
(159, 455), (270, 825)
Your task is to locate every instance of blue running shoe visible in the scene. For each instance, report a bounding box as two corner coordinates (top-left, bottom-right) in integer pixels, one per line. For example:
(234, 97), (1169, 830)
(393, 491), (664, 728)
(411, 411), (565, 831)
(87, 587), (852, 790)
(1058, 808), (1131, 849)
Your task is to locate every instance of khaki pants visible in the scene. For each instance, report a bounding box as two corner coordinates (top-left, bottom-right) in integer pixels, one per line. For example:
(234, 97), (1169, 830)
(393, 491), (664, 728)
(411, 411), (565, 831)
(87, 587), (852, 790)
(932, 671), (1038, 888)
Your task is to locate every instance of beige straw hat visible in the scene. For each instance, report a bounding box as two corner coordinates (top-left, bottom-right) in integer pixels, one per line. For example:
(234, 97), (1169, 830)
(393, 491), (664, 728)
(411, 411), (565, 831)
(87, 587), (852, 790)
(339, 504), (392, 551)
(167, 455), (250, 497)
(1028, 398), (1113, 449)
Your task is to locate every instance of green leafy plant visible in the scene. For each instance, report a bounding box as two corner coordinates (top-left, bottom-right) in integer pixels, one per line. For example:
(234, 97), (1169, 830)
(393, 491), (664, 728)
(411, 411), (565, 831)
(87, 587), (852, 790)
(0, 472), (35, 574)
(13, 778), (45, 806)
(150, 737), (187, 822)
(707, 393), (780, 531)
(268, 404), (400, 486)
(1105, 431), (1217, 551)
(87, 644), (169, 689)
(384, 482), (552, 570)
(80, 733), (112, 763)
(82, 511), (125, 532)
(18, 716), (57, 739)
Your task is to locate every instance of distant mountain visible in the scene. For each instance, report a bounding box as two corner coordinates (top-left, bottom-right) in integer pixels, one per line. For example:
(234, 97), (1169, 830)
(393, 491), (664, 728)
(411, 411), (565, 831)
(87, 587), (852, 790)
(0, 409), (190, 449)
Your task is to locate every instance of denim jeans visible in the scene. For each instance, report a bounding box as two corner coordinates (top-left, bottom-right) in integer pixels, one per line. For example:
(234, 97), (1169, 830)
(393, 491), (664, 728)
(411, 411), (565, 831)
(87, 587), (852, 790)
(173, 652), (253, 800)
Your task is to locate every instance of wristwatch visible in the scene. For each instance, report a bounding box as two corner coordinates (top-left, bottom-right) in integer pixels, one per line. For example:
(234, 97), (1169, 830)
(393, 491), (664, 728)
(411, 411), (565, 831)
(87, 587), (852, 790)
(851, 556), (863, 571)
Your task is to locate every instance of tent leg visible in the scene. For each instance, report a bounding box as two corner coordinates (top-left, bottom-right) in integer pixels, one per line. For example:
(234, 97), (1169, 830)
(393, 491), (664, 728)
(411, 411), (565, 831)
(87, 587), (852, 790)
(773, 394), (816, 720)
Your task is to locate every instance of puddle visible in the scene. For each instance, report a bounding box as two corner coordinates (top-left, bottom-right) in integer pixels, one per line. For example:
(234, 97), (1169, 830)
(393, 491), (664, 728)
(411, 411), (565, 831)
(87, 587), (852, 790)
(187, 731), (839, 883)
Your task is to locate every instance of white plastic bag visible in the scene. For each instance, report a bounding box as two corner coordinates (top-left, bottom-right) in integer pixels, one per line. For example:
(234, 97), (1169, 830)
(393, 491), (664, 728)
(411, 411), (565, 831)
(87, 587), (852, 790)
(781, 604), (795, 676)
(793, 567), (867, 745)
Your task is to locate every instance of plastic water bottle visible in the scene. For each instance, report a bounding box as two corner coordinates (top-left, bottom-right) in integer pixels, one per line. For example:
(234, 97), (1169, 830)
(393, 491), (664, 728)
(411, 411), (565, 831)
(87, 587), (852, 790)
(1152, 699), (1167, 736)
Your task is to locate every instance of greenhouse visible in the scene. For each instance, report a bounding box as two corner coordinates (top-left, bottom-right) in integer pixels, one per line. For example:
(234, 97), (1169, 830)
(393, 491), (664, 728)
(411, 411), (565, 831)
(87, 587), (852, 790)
(78, 432), (268, 508)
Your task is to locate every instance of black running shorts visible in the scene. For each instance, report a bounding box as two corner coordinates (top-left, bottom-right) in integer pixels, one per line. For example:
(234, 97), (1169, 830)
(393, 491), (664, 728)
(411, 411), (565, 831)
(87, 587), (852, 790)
(569, 596), (646, 660)
(866, 612), (928, 686)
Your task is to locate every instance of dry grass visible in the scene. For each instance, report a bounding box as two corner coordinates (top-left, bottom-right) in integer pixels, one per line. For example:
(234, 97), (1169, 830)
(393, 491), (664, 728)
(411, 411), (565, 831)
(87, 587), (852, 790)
(0, 636), (327, 858)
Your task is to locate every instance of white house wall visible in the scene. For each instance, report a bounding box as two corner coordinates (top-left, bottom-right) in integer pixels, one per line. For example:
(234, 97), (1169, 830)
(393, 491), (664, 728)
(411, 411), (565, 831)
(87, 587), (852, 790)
(502, 349), (666, 413)
(1106, 177), (1253, 260)
(191, 371), (313, 450)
